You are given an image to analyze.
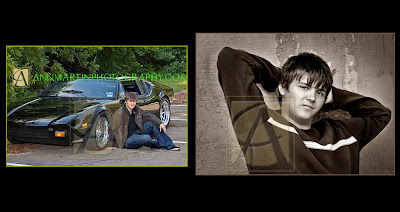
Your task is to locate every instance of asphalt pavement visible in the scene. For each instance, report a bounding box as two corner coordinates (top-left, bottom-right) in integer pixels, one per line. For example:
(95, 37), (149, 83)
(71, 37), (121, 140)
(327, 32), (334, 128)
(6, 104), (187, 167)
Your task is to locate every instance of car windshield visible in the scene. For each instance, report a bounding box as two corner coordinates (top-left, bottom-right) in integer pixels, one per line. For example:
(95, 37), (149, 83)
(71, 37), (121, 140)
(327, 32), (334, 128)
(39, 79), (117, 99)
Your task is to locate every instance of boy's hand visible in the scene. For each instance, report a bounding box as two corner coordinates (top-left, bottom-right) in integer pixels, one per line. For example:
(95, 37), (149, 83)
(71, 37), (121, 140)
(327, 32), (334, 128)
(159, 124), (167, 133)
(106, 147), (116, 151)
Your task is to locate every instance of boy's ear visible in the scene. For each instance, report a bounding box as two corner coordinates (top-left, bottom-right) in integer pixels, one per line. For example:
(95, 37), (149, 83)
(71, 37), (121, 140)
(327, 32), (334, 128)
(278, 84), (286, 96)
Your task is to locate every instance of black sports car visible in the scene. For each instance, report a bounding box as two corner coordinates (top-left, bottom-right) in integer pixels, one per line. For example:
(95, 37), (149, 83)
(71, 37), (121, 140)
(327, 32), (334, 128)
(7, 77), (173, 150)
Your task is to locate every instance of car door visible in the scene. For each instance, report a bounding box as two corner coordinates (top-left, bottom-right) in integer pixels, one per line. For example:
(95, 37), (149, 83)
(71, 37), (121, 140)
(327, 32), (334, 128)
(102, 80), (125, 117)
(137, 79), (159, 116)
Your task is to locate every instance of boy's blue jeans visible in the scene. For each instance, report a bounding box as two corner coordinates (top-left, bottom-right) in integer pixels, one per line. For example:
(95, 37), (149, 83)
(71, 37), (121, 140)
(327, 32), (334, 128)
(124, 121), (174, 150)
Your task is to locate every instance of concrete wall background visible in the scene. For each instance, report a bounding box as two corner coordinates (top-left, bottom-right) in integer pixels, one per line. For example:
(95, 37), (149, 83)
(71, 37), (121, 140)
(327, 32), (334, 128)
(195, 33), (395, 175)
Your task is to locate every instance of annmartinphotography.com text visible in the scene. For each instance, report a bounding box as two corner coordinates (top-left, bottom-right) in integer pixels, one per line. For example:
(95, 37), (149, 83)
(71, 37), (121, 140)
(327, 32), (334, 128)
(31, 72), (186, 83)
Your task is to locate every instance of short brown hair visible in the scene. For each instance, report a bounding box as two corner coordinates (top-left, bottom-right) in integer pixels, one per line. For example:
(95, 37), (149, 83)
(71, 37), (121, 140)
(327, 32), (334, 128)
(125, 92), (138, 102)
(280, 52), (333, 94)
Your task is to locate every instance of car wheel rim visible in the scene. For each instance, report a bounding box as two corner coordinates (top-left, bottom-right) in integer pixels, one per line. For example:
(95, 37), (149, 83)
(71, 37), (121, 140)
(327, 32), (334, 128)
(95, 116), (109, 149)
(160, 101), (170, 126)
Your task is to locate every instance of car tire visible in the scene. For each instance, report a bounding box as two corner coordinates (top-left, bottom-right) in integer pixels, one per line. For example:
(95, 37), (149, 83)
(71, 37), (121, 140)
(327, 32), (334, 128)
(159, 97), (171, 127)
(83, 111), (109, 151)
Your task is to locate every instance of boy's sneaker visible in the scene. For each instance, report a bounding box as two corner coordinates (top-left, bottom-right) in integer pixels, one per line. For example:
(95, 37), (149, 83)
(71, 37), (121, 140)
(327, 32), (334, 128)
(168, 145), (180, 151)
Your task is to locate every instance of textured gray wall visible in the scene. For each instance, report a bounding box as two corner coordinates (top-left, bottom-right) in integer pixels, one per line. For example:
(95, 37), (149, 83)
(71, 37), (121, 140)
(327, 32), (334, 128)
(195, 33), (395, 175)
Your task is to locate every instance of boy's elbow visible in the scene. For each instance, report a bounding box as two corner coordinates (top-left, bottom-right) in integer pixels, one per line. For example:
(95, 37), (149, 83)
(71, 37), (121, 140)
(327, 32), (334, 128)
(218, 47), (233, 68)
(218, 47), (235, 61)
(383, 106), (391, 126)
(217, 47), (243, 79)
(376, 106), (392, 130)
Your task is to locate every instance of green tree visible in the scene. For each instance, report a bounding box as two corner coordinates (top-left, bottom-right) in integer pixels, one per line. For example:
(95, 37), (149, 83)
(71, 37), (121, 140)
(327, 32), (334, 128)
(6, 46), (186, 106)
(96, 47), (187, 75)
(6, 46), (102, 106)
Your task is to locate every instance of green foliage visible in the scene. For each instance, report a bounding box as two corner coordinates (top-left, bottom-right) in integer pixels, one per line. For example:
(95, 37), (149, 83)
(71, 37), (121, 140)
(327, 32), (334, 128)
(96, 47), (187, 76)
(6, 46), (187, 106)
(6, 46), (103, 106)
(160, 79), (187, 92)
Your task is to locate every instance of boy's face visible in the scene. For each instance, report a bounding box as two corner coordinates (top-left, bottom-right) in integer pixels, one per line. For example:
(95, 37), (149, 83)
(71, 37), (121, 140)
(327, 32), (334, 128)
(126, 98), (137, 111)
(279, 73), (326, 127)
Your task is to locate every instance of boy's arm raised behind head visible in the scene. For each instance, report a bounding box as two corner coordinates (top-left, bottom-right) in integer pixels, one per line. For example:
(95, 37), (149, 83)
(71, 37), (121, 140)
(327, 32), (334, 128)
(217, 47), (281, 103)
(327, 87), (391, 149)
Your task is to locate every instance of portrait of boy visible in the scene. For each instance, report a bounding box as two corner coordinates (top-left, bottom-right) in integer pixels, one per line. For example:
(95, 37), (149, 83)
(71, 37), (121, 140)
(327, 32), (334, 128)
(217, 46), (391, 174)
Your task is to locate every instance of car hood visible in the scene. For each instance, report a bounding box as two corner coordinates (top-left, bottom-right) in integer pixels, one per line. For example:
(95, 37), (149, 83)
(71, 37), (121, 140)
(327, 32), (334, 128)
(7, 97), (104, 127)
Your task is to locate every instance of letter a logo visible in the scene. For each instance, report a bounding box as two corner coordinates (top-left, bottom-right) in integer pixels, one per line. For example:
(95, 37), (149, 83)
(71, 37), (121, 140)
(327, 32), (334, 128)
(12, 68), (30, 87)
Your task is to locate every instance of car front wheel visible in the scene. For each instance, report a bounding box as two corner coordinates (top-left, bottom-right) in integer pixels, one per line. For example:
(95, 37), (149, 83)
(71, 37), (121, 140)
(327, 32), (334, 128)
(84, 111), (109, 151)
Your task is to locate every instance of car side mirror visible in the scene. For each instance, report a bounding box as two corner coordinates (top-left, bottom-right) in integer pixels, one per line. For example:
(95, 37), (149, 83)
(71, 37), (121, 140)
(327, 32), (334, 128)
(117, 92), (125, 104)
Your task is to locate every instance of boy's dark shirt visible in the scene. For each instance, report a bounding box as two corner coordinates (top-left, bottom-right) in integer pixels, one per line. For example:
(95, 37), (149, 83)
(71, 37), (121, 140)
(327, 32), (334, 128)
(127, 108), (138, 138)
(217, 47), (391, 174)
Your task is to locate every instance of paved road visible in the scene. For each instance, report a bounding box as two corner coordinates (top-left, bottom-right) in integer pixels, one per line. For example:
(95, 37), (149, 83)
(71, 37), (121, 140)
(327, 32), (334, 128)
(7, 104), (187, 167)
